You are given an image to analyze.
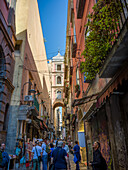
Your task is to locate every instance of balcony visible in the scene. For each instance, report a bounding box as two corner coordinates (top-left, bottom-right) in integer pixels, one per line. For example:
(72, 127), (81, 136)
(76, 0), (86, 19)
(33, 96), (39, 112)
(72, 43), (77, 58)
(100, 0), (128, 78)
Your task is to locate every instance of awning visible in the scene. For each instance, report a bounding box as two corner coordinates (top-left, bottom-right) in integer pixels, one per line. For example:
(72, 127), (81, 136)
(43, 121), (48, 130)
(97, 63), (128, 106)
(81, 102), (97, 121)
(32, 120), (40, 130)
(72, 93), (99, 107)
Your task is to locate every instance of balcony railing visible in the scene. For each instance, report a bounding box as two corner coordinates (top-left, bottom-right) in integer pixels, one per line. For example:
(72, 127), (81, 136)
(100, 0), (128, 78)
(33, 96), (39, 112)
(76, 0), (86, 19)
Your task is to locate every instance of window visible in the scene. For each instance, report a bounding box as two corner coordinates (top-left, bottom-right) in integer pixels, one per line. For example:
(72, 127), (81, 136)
(73, 23), (76, 43)
(76, 67), (80, 85)
(56, 91), (61, 99)
(85, 19), (90, 42)
(57, 76), (61, 84)
(57, 65), (61, 71)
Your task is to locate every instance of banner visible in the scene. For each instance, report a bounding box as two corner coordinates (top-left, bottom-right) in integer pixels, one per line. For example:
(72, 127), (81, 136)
(78, 131), (86, 147)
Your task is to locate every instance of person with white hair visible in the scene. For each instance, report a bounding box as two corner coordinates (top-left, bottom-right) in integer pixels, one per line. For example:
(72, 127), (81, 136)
(50, 141), (69, 170)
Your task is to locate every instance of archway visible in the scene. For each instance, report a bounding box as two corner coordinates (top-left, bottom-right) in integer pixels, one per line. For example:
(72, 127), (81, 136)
(53, 100), (64, 138)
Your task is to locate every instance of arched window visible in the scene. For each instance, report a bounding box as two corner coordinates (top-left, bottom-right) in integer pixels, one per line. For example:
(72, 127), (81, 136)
(0, 46), (5, 76)
(57, 76), (61, 84)
(56, 91), (61, 99)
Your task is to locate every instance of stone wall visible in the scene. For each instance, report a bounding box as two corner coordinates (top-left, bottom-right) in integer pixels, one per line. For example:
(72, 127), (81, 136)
(0, 0), (15, 144)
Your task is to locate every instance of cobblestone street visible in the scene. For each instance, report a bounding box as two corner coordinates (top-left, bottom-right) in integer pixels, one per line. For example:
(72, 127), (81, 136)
(69, 153), (87, 170)
(12, 153), (87, 170)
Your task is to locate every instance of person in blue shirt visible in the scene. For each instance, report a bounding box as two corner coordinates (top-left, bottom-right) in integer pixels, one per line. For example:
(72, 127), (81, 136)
(51, 141), (69, 170)
(42, 139), (48, 170)
(0, 143), (10, 170)
(50, 143), (54, 158)
(32, 141), (42, 170)
(73, 141), (81, 170)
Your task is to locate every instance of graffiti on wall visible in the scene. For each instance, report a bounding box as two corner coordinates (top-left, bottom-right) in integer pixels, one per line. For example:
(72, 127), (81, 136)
(99, 132), (111, 166)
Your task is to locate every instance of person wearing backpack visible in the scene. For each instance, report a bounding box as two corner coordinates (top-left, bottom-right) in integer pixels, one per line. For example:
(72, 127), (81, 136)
(89, 141), (107, 170)
(42, 139), (48, 170)
(51, 141), (69, 170)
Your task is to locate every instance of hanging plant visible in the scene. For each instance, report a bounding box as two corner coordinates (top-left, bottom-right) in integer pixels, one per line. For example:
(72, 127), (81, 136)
(81, 0), (122, 80)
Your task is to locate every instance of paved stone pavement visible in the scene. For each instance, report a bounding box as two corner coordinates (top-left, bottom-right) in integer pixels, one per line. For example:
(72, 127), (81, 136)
(69, 153), (87, 170)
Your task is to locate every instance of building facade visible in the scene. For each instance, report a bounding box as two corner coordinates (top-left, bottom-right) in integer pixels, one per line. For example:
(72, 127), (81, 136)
(6, 0), (51, 153)
(0, 0), (16, 144)
(48, 52), (64, 137)
(64, 0), (128, 169)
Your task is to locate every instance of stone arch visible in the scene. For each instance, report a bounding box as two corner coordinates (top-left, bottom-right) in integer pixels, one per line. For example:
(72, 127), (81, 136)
(53, 100), (64, 136)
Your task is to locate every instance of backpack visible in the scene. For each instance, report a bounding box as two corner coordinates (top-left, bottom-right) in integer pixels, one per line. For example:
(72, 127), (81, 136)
(101, 155), (107, 170)
(46, 145), (50, 153)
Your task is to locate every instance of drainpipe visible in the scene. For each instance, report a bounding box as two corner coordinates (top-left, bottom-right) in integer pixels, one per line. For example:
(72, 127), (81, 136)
(84, 121), (89, 170)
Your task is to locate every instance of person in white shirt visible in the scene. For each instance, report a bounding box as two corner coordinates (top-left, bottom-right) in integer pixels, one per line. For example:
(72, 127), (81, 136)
(63, 141), (69, 153)
(32, 141), (42, 170)
(42, 139), (48, 170)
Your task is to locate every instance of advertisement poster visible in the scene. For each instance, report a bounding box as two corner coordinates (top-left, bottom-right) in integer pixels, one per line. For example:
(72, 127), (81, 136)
(78, 131), (86, 147)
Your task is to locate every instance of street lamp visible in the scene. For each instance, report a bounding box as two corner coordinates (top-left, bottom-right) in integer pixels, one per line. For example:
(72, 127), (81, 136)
(22, 81), (32, 100)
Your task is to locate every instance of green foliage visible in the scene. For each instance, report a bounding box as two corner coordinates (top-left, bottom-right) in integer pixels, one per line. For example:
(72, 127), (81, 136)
(81, 0), (122, 80)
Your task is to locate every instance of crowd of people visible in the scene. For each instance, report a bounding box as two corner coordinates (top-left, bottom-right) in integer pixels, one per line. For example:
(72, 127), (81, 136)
(0, 139), (108, 170)
(31, 138), (77, 170)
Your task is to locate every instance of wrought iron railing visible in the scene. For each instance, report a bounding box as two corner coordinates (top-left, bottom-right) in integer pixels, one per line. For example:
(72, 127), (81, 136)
(112, 0), (128, 45)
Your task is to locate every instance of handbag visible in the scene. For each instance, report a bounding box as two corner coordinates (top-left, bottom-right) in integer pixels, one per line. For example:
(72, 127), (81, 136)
(35, 147), (42, 162)
(73, 154), (78, 164)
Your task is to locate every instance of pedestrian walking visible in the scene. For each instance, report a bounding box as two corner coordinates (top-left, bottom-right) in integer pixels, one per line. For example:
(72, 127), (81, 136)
(42, 139), (48, 170)
(63, 141), (69, 154)
(32, 141), (42, 170)
(73, 141), (81, 170)
(51, 141), (69, 170)
(49, 143), (54, 160)
(0, 143), (10, 170)
(89, 141), (107, 170)
(63, 141), (71, 170)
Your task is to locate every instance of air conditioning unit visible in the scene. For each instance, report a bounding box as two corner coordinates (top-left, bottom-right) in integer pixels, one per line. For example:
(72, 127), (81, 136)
(24, 95), (33, 102)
